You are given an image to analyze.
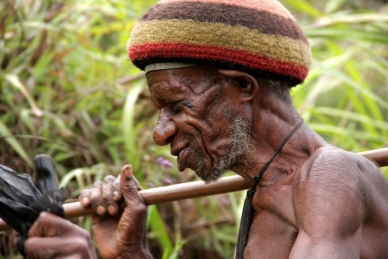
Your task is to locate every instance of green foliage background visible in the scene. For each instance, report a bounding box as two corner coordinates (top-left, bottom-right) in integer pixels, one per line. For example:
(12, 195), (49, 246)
(0, 0), (387, 258)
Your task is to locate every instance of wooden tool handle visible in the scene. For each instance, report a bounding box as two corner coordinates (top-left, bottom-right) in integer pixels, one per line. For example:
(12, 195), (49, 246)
(0, 148), (387, 231)
(63, 174), (250, 218)
(0, 175), (250, 231)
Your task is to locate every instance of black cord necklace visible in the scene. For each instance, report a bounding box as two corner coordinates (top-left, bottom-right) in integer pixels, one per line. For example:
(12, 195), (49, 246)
(235, 120), (304, 259)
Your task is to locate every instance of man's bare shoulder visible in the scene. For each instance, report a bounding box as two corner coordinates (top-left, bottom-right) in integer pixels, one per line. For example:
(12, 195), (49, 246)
(294, 146), (384, 190)
(292, 146), (374, 236)
(290, 147), (388, 258)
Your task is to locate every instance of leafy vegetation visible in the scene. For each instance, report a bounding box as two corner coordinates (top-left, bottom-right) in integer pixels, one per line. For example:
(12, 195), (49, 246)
(0, 0), (387, 258)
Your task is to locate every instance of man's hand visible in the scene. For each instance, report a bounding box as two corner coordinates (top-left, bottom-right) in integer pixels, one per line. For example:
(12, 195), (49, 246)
(79, 164), (152, 259)
(20, 165), (152, 259)
(22, 212), (98, 259)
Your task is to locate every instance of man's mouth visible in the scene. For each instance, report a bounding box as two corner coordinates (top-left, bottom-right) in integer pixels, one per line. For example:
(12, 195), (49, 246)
(171, 138), (211, 174)
(170, 142), (187, 156)
(177, 147), (189, 171)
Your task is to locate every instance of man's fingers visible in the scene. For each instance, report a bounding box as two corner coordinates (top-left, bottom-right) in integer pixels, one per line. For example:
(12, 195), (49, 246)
(24, 213), (96, 259)
(28, 212), (73, 238)
(79, 189), (91, 207)
(102, 175), (118, 215)
(79, 181), (105, 209)
(79, 175), (120, 216)
(25, 234), (93, 259)
(89, 181), (106, 215)
(112, 174), (121, 202)
(78, 166), (141, 216)
(24, 237), (59, 259)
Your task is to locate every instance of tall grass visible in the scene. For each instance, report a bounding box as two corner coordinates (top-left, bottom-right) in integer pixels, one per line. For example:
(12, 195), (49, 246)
(0, 0), (387, 258)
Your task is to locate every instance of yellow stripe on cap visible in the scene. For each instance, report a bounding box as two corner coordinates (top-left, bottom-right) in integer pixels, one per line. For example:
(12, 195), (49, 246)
(130, 19), (311, 68)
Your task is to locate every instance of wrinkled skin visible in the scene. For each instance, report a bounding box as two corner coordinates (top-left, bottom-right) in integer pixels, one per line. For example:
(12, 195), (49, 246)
(22, 165), (152, 259)
(80, 165), (152, 259)
(22, 67), (388, 258)
(22, 212), (97, 259)
(149, 67), (254, 183)
(149, 67), (388, 258)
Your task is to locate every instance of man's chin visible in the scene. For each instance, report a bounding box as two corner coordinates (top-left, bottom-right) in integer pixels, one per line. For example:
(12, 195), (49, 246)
(178, 150), (225, 182)
(195, 168), (226, 184)
(177, 164), (219, 183)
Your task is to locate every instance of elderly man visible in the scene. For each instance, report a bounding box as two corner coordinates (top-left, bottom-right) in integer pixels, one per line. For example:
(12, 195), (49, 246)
(21, 0), (388, 258)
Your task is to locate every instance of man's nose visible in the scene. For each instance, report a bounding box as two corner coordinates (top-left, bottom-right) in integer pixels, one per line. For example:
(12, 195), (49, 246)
(153, 112), (177, 146)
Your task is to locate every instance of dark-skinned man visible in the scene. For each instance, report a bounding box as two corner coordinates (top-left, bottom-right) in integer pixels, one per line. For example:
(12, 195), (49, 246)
(21, 0), (388, 258)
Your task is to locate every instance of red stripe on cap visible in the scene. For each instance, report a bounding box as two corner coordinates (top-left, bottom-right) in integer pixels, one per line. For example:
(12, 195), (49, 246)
(129, 43), (308, 81)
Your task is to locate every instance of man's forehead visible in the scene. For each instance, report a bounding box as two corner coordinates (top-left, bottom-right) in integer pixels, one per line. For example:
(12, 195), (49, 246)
(146, 66), (217, 95)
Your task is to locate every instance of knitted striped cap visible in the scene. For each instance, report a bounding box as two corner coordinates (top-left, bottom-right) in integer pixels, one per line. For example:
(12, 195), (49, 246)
(128, 0), (312, 86)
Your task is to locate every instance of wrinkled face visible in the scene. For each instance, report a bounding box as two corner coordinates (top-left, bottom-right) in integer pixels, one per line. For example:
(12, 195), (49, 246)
(147, 67), (252, 183)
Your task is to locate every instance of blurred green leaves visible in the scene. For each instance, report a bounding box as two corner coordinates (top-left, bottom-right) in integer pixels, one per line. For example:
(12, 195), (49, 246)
(0, 0), (387, 258)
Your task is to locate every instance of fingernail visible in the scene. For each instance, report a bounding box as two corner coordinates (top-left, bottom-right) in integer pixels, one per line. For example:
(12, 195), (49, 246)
(124, 165), (132, 178)
(81, 197), (89, 206)
(113, 191), (119, 201)
(97, 206), (106, 215)
(108, 205), (117, 215)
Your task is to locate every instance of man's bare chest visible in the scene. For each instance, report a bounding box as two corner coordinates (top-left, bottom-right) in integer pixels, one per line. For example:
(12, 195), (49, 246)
(244, 178), (298, 258)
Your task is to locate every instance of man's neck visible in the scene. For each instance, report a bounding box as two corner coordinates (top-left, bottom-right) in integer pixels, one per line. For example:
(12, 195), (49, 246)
(232, 121), (329, 185)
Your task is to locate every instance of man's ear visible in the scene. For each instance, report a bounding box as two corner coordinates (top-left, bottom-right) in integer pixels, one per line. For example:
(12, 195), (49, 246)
(217, 69), (258, 104)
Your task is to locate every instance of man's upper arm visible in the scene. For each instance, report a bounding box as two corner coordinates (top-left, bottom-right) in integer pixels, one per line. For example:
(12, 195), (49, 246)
(290, 148), (367, 258)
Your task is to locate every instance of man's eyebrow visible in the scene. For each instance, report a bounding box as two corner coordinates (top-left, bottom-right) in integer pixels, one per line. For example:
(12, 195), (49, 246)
(148, 82), (158, 89)
(148, 80), (167, 90)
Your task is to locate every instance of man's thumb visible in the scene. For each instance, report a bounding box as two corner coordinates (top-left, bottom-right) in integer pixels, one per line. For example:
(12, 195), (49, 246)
(120, 165), (144, 205)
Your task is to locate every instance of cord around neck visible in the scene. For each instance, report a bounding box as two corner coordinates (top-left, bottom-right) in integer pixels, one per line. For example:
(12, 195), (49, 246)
(251, 119), (304, 194)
